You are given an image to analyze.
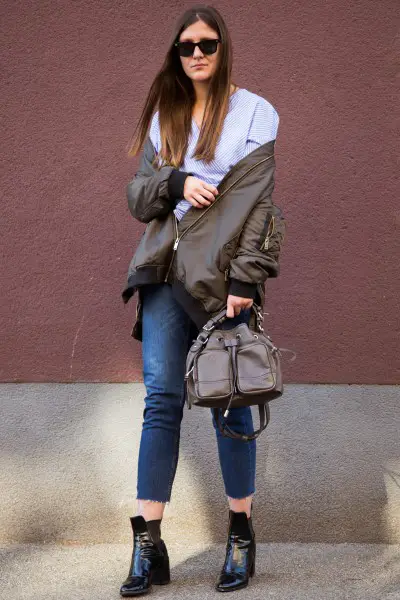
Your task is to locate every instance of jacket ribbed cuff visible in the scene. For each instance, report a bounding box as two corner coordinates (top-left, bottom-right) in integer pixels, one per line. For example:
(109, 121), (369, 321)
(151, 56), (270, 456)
(167, 169), (192, 203)
(228, 278), (258, 299)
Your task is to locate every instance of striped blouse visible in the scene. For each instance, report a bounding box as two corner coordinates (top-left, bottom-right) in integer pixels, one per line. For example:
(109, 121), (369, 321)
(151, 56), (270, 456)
(149, 88), (279, 221)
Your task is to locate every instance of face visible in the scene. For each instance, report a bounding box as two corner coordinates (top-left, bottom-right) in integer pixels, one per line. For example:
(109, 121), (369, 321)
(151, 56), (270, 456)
(177, 20), (221, 83)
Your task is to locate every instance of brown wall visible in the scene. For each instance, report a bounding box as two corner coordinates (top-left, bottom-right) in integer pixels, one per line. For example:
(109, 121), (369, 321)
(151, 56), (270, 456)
(1, 1), (399, 383)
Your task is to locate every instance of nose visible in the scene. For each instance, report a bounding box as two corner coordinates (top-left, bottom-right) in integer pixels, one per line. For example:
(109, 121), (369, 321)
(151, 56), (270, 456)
(193, 44), (204, 58)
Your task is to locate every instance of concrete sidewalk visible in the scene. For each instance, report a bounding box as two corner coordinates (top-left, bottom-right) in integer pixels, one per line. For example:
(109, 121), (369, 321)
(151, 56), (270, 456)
(1, 542), (399, 600)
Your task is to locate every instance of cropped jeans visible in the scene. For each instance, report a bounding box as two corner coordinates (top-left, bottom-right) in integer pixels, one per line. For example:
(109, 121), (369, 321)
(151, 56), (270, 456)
(137, 282), (256, 502)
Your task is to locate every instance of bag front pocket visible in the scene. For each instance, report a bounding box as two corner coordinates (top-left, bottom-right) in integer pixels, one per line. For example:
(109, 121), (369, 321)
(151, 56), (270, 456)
(194, 349), (233, 400)
(236, 341), (276, 394)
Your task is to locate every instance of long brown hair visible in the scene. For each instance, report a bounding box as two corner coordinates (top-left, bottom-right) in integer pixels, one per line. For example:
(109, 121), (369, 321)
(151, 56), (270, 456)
(126, 4), (237, 167)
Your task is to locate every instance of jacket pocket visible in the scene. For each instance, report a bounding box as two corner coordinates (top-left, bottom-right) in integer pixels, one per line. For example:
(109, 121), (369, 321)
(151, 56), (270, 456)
(258, 212), (275, 251)
(259, 206), (286, 257)
(217, 232), (241, 275)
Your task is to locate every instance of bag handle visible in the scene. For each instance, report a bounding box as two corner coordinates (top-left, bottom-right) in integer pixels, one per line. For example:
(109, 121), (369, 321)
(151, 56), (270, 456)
(212, 403), (270, 442)
(201, 303), (264, 333)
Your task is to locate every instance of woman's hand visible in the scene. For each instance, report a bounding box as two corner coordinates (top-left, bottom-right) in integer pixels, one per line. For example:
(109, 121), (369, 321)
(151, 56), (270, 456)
(183, 176), (219, 208)
(226, 294), (254, 318)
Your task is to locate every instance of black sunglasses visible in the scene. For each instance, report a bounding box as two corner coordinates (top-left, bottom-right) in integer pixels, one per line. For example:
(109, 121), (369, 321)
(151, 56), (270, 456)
(174, 38), (221, 57)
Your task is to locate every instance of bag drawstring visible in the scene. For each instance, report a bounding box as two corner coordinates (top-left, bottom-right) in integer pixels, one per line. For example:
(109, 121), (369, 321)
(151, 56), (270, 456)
(223, 335), (240, 418)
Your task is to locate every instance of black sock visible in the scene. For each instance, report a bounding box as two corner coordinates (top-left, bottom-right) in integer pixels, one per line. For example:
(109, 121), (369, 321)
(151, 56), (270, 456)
(146, 518), (162, 544)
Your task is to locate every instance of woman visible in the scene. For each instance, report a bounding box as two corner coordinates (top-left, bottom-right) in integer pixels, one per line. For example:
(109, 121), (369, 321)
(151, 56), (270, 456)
(120, 4), (285, 596)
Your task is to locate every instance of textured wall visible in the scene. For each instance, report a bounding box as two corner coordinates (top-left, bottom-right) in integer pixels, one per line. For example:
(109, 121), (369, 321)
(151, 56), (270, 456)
(1, 383), (399, 544)
(0, 1), (399, 383)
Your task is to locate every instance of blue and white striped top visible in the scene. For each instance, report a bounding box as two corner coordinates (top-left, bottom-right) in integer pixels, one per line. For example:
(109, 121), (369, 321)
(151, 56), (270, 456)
(149, 88), (279, 221)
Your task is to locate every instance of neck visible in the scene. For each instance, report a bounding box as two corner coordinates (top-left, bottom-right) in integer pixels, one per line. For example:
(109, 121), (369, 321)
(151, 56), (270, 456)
(192, 80), (211, 108)
(192, 82), (237, 109)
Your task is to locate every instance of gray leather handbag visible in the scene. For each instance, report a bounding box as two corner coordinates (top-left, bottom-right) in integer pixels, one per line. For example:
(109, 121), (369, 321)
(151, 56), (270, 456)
(184, 304), (283, 441)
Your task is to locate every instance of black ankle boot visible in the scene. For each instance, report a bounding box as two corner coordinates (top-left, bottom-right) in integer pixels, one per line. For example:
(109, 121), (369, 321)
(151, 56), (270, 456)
(119, 515), (170, 597)
(215, 510), (256, 592)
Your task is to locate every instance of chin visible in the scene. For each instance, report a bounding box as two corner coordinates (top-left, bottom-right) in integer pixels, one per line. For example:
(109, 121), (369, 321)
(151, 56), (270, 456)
(191, 72), (212, 81)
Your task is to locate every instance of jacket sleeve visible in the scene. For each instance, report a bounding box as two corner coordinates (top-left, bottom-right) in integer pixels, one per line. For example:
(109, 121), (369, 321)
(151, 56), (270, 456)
(126, 136), (192, 223)
(228, 193), (286, 299)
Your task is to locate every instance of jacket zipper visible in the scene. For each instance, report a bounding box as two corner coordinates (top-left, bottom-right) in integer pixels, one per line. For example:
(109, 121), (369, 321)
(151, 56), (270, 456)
(261, 214), (275, 251)
(164, 153), (275, 283)
(164, 212), (179, 282)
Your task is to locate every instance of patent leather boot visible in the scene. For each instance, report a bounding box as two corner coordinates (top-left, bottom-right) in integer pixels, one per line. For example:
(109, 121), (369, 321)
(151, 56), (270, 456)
(215, 510), (256, 592)
(119, 515), (170, 597)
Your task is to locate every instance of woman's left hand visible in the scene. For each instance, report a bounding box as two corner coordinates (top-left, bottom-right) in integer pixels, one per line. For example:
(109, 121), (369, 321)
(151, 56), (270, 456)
(226, 294), (254, 318)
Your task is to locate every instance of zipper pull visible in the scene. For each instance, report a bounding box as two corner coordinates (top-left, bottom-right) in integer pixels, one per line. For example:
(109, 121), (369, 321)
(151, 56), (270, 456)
(173, 237), (180, 250)
(262, 215), (275, 251)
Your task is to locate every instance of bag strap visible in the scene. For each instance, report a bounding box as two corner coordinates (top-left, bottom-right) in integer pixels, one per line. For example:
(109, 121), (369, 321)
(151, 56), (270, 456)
(201, 303), (264, 333)
(212, 403), (270, 442)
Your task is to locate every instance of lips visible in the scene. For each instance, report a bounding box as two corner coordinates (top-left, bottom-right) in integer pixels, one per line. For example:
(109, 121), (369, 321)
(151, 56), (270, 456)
(192, 64), (207, 68)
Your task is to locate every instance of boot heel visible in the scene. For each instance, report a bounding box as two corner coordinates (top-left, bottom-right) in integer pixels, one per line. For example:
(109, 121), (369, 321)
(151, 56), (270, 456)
(249, 558), (255, 577)
(152, 557), (171, 585)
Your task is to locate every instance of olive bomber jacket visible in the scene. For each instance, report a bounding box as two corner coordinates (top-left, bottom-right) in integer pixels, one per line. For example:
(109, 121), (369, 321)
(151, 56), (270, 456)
(121, 135), (286, 340)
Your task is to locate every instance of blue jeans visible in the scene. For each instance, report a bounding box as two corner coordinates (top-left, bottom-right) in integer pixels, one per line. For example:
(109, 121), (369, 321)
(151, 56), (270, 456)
(137, 282), (256, 502)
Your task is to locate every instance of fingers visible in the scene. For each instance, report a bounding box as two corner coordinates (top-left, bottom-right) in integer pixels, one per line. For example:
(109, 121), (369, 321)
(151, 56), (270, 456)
(192, 192), (212, 207)
(188, 197), (205, 208)
(198, 186), (217, 202)
(185, 177), (219, 209)
(226, 302), (234, 318)
(226, 295), (254, 318)
(226, 303), (241, 318)
(202, 182), (219, 197)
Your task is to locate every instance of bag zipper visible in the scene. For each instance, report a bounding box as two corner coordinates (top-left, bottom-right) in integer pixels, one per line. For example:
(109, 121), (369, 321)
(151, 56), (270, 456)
(164, 153), (275, 283)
